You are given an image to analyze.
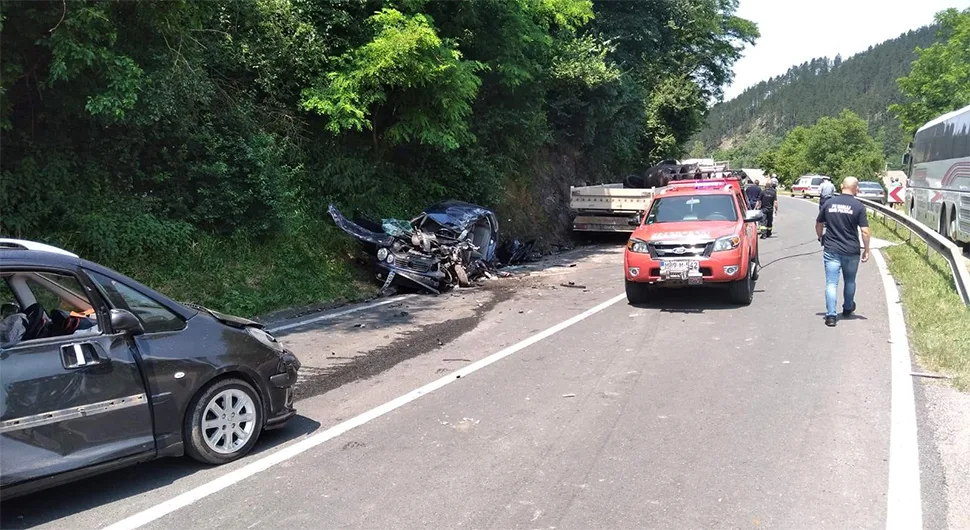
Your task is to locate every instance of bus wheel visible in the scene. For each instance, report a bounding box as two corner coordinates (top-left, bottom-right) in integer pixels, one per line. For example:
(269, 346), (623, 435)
(950, 207), (959, 242)
(940, 207), (949, 238)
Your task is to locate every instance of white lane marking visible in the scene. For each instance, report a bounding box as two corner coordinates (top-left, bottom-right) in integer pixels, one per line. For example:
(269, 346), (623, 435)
(104, 292), (628, 530)
(873, 249), (923, 530)
(266, 295), (416, 334)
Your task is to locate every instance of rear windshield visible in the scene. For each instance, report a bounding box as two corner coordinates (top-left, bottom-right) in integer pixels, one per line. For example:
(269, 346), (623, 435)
(646, 195), (738, 224)
(811, 177), (824, 186)
(859, 182), (883, 189)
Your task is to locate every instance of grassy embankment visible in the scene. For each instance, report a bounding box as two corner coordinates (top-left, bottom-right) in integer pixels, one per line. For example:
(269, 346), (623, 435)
(64, 221), (380, 320)
(867, 212), (970, 390)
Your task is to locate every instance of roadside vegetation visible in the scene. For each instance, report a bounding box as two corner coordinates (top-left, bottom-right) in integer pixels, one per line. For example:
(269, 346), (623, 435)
(0, 0), (759, 316)
(868, 216), (970, 390)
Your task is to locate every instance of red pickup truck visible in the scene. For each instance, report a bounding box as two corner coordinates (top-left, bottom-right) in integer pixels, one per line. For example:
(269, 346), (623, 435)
(623, 178), (764, 305)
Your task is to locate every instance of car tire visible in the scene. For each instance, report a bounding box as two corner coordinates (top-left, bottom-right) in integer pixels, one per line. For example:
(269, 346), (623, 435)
(729, 260), (755, 306)
(454, 264), (471, 287)
(751, 249), (760, 281)
(185, 378), (264, 465)
(625, 280), (652, 305)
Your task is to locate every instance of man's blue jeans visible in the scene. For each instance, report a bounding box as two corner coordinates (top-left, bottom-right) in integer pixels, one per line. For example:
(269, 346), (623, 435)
(823, 251), (860, 317)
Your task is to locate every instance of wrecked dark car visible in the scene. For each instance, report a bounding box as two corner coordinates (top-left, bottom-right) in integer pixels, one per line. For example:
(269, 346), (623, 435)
(329, 201), (500, 295)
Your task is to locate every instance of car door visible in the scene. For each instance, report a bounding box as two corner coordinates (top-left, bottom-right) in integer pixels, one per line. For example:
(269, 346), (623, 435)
(0, 268), (154, 488)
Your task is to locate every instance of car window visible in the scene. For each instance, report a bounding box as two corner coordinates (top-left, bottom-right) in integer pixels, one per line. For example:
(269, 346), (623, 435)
(0, 279), (19, 318)
(88, 271), (185, 333)
(646, 195), (739, 223)
(24, 274), (90, 313)
(1, 271), (102, 347)
(811, 178), (824, 186)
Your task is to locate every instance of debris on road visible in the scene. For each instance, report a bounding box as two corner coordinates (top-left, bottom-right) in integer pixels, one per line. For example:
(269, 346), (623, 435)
(560, 282), (587, 289)
(562, 393), (576, 398)
(910, 371), (950, 379)
(329, 201), (500, 295)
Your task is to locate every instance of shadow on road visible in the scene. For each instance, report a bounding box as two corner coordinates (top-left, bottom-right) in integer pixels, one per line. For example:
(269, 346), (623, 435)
(628, 286), (742, 312)
(0, 415), (322, 529)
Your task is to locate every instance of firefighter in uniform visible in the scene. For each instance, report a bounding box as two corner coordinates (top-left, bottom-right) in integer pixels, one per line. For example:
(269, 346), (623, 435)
(756, 181), (779, 238)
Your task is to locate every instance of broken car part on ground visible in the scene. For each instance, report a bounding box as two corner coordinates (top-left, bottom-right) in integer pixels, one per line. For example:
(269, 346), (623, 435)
(329, 201), (502, 295)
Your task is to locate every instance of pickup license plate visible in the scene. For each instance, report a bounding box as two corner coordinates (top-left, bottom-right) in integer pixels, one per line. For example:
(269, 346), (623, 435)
(660, 260), (697, 273)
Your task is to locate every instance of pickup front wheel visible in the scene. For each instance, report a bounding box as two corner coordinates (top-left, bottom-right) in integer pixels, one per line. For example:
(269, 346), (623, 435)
(185, 378), (264, 465)
(729, 260), (756, 306)
(625, 280), (652, 305)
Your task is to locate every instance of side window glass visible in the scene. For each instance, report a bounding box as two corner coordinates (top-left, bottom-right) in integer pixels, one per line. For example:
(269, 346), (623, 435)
(1, 271), (102, 347)
(0, 279), (19, 319)
(88, 272), (185, 333)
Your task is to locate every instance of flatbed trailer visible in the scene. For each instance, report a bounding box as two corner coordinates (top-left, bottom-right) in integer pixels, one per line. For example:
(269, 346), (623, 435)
(570, 161), (731, 234)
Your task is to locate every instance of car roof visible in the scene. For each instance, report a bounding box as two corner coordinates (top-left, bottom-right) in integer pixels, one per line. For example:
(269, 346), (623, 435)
(0, 239), (197, 320)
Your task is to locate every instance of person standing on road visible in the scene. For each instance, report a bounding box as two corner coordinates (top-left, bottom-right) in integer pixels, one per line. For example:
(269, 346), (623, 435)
(745, 180), (762, 210)
(816, 177), (871, 327)
(756, 182), (778, 238)
(818, 177), (836, 210)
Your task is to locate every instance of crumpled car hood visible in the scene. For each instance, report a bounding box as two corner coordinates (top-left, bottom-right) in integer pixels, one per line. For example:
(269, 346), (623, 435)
(328, 204), (395, 247)
(183, 302), (262, 329)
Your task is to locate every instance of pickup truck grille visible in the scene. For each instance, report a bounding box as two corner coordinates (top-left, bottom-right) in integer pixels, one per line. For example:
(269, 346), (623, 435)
(648, 242), (713, 259)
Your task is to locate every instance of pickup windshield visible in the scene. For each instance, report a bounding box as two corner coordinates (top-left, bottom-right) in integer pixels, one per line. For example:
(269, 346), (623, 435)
(645, 195), (738, 224)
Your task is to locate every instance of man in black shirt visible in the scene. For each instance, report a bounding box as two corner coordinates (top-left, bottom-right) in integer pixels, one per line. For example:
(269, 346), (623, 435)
(756, 182), (778, 238)
(815, 177), (871, 327)
(745, 181), (762, 210)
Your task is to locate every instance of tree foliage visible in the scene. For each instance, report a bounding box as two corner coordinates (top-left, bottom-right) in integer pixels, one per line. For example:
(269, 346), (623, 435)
(760, 110), (884, 186)
(694, 25), (938, 167)
(891, 7), (970, 133)
(0, 0), (756, 309)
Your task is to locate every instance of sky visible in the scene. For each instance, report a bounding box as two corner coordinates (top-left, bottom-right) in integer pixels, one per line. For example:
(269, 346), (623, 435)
(723, 0), (970, 101)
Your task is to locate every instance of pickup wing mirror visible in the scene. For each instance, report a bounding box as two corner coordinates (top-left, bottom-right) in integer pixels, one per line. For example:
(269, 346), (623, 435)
(744, 210), (765, 223)
(110, 309), (145, 336)
(628, 211), (644, 226)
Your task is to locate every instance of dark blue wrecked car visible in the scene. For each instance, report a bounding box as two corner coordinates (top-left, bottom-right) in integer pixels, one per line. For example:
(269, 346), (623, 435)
(329, 201), (500, 294)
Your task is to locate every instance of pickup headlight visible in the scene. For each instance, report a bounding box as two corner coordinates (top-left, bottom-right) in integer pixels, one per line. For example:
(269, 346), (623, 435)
(713, 235), (741, 252)
(627, 238), (650, 254)
(247, 327), (285, 353)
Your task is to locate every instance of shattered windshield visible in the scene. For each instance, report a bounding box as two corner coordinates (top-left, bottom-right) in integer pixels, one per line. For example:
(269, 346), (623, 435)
(646, 195), (738, 223)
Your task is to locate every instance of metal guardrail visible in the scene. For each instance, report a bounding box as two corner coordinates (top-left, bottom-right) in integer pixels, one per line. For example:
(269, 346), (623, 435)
(858, 198), (970, 306)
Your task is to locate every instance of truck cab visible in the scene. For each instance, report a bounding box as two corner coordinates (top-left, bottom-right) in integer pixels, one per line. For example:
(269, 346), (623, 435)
(623, 178), (764, 305)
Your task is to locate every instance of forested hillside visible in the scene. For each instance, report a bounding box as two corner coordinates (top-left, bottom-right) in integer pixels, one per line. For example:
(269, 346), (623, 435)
(0, 0), (756, 315)
(693, 24), (939, 165)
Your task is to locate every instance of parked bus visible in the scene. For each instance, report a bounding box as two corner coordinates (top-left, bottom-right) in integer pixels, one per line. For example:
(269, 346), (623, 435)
(903, 103), (970, 246)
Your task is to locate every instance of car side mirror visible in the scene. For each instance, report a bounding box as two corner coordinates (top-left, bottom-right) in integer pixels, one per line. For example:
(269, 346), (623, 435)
(628, 212), (643, 226)
(110, 309), (144, 336)
(744, 210), (765, 223)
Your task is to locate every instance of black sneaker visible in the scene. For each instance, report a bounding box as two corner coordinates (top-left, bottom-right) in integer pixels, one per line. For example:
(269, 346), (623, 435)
(842, 303), (856, 317)
(825, 315), (837, 327)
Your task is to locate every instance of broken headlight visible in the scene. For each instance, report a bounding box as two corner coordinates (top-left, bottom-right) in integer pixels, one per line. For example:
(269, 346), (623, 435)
(247, 326), (285, 353)
(377, 247), (389, 261)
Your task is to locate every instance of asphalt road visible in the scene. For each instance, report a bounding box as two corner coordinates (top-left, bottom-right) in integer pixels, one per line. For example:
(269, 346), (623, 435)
(1, 196), (944, 529)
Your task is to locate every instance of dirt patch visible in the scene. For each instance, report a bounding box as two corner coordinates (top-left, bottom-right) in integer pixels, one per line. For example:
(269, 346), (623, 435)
(292, 283), (515, 401)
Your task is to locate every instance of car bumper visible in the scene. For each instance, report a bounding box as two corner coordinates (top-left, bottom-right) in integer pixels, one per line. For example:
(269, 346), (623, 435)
(265, 350), (300, 430)
(624, 251), (745, 285)
(375, 262), (447, 293)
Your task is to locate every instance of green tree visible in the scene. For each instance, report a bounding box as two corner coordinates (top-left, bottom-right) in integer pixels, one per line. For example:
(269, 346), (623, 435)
(687, 140), (706, 158)
(891, 7), (970, 133)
